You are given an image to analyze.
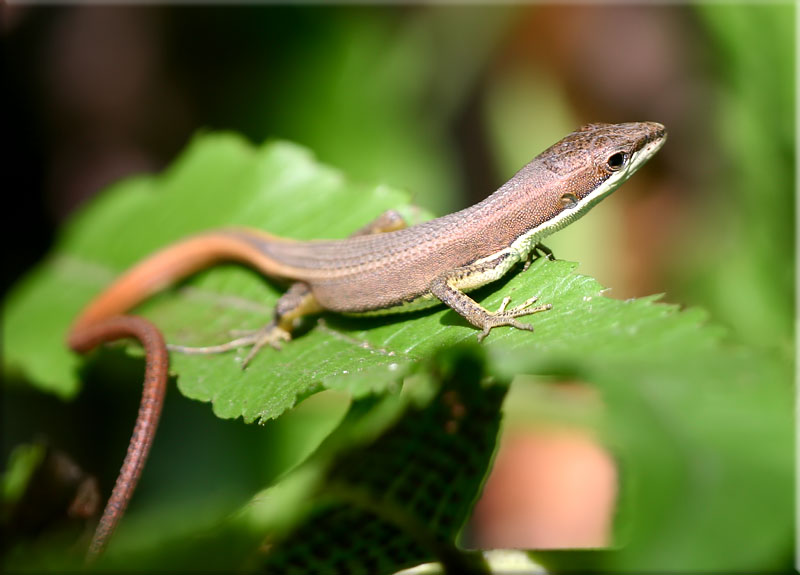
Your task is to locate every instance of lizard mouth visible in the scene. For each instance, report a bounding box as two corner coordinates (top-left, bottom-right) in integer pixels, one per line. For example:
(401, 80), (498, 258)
(635, 128), (668, 167)
(612, 124), (667, 187)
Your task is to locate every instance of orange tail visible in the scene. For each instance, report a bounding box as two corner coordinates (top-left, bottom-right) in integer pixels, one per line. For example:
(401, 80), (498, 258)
(69, 229), (292, 336)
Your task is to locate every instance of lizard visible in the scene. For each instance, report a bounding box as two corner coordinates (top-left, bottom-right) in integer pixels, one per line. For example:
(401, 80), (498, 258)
(67, 121), (666, 557)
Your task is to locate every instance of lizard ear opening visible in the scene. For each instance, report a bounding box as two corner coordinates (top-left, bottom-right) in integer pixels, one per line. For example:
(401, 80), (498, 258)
(560, 192), (578, 208)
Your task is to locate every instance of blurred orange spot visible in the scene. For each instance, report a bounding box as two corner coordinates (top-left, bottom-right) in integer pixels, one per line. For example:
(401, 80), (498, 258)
(472, 427), (617, 549)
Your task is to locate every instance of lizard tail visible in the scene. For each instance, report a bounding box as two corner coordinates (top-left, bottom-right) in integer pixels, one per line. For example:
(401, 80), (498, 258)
(69, 316), (168, 561)
(68, 229), (291, 338)
(66, 227), (289, 560)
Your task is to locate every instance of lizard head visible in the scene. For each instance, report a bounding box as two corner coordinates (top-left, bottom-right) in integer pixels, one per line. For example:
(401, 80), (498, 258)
(518, 121), (667, 237)
(542, 121), (666, 208)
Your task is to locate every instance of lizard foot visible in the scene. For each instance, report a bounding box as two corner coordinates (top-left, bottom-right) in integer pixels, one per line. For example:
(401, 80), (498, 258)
(167, 322), (291, 369)
(476, 296), (552, 342)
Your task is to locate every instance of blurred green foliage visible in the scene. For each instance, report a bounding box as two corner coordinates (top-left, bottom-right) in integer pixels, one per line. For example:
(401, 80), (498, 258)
(194, 6), (514, 216)
(685, 4), (794, 353)
(2, 444), (46, 512)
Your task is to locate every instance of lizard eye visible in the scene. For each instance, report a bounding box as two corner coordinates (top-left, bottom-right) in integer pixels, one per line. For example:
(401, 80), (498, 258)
(560, 192), (578, 208)
(606, 151), (628, 171)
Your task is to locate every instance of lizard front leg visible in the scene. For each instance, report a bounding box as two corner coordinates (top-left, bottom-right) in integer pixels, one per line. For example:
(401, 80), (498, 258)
(429, 253), (552, 341)
(522, 242), (555, 271)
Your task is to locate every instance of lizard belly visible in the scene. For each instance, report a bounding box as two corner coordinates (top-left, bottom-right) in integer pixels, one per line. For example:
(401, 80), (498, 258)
(450, 249), (521, 291)
(308, 269), (432, 314)
(309, 248), (523, 316)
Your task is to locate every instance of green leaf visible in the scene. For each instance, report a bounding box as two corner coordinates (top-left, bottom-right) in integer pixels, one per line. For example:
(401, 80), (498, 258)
(251, 348), (501, 575)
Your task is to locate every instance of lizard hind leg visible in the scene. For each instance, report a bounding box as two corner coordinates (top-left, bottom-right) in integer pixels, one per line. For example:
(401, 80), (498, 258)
(168, 281), (319, 368)
(168, 210), (410, 368)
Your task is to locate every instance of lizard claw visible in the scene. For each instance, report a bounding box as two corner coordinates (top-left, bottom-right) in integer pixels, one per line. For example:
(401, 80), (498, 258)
(493, 295), (547, 318)
(239, 326), (290, 369)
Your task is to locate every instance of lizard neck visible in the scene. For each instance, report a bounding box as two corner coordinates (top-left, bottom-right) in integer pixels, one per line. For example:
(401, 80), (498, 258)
(441, 163), (565, 262)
